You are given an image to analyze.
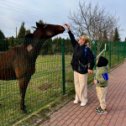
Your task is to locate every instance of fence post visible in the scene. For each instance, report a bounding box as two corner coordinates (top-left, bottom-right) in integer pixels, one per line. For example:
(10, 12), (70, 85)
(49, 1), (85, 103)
(118, 42), (120, 63)
(92, 40), (97, 69)
(109, 41), (111, 68)
(105, 43), (107, 57)
(123, 43), (125, 60)
(61, 40), (66, 95)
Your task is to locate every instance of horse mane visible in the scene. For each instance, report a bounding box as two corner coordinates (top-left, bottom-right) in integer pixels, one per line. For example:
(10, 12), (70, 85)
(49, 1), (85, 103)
(23, 22), (44, 46)
(24, 33), (33, 46)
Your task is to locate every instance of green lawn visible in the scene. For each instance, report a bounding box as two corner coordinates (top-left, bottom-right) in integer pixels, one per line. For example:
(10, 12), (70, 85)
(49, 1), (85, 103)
(0, 55), (73, 126)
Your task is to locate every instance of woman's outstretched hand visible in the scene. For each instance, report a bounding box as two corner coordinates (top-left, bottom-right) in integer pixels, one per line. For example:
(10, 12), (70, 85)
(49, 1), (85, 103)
(64, 24), (71, 31)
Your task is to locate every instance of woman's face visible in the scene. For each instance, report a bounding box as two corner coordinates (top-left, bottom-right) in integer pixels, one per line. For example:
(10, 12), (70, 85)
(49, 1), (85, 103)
(78, 37), (86, 46)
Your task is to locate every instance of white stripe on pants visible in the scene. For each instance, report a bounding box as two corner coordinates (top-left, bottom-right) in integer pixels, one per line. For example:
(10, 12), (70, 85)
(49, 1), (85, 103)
(74, 71), (88, 103)
(96, 86), (107, 110)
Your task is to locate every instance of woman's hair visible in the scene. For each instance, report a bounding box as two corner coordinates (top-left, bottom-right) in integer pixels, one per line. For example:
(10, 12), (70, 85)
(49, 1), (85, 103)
(80, 35), (90, 43)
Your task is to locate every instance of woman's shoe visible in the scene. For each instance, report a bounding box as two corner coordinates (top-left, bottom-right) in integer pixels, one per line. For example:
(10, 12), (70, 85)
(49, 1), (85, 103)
(73, 100), (79, 104)
(80, 100), (88, 106)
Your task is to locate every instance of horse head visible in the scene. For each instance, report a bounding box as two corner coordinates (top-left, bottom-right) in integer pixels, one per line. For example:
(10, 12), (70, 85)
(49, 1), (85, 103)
(33, 22), (65, 39)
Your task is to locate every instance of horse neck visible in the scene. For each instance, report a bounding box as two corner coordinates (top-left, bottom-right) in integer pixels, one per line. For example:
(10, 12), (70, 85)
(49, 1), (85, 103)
(29, 38), (46, 61)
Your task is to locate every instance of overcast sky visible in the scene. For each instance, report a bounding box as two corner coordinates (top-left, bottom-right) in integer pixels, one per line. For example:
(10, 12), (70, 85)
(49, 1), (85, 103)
(0, 0), (126, 40)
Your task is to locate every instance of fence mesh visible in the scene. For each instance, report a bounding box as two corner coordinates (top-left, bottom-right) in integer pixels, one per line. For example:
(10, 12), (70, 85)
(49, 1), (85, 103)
(0, 39), (126, 125)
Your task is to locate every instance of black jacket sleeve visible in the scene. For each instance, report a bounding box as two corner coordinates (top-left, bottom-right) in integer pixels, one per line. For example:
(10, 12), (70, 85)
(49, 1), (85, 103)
(68, 30), (77, 47)
(87, 48), (95, 70)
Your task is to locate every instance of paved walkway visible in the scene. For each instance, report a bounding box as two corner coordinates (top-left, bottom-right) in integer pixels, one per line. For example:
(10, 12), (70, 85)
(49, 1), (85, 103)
(41, 61), (126, 126)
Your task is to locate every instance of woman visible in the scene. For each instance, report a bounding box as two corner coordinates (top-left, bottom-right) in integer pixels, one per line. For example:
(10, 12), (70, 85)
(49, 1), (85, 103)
(64, 24), (95, 106)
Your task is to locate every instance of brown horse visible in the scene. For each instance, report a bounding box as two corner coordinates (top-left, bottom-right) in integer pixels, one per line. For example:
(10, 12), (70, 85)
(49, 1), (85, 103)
(0, 22), (65, 112)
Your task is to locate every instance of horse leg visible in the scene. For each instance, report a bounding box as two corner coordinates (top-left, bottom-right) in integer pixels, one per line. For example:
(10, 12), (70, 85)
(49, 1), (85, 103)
(18, 76), (31, 113)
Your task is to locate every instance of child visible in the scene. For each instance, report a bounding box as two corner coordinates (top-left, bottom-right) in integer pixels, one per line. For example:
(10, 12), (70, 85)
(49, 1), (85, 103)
(94, 56), (109, 114)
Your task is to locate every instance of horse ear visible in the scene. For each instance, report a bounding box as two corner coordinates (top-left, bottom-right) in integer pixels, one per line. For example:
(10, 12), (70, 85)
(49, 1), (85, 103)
(36, 22), (40, 27)
(32, 26), (37, 29)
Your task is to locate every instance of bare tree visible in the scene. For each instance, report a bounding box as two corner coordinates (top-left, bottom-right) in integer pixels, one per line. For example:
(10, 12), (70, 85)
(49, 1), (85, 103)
(69, 1), (118, 41)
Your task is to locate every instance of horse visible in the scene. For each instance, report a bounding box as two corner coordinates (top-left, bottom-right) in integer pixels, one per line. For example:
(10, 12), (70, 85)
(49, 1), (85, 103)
(0, 22), (65, 112)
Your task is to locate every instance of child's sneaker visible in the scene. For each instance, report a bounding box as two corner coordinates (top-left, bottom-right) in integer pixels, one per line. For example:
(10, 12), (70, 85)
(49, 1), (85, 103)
(95, 107), (101, 112)
(96, 107), (107, 114)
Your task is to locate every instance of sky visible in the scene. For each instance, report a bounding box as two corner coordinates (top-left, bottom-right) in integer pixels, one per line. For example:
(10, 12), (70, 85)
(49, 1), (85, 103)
(0, 0), (126, 40)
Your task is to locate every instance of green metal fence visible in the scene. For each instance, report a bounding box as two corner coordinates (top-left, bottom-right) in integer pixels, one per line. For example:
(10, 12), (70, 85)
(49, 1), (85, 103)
(91, 41), (126, 68)
(0, 39), (126, 126)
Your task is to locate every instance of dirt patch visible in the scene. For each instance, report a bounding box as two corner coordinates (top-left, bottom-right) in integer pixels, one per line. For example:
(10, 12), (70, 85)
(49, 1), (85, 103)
(38, 83), (60, 91)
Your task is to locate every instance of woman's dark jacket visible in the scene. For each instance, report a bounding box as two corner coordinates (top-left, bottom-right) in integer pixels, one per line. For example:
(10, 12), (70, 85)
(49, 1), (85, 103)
(68, 30), (95, 74)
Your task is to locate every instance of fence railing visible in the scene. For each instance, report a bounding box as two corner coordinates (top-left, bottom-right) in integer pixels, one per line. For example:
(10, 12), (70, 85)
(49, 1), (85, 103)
(0, 39), (126, 125)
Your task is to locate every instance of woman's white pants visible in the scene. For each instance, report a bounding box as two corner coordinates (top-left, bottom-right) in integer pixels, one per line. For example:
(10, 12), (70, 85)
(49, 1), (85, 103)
(74, 71), (88, 103)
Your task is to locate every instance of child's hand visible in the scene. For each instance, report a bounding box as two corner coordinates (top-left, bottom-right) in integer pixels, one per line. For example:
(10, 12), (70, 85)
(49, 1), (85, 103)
(88, 69), (93, 74)
(94, 80), (97, 85)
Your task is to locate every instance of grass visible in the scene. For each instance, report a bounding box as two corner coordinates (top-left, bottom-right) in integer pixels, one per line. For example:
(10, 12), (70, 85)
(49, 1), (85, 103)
(0, 55), (73, 126)
(0, 53), (125, 126)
